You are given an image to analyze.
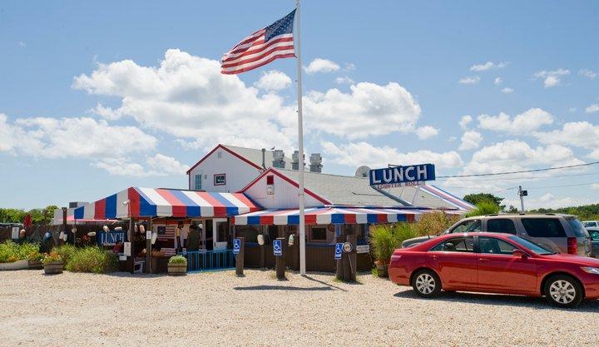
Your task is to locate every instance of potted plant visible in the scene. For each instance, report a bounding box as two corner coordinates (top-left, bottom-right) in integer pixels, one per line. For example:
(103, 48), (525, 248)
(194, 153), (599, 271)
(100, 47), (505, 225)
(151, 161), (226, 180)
(369, 225), (397, 278)
(27, 250), (44, 269)
(167, 255), (187, 276)
(43, 252), (64, 275)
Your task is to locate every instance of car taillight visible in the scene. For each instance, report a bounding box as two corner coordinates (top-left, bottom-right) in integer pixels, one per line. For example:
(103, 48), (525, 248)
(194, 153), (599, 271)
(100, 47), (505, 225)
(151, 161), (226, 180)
(567, 237), (578, 254)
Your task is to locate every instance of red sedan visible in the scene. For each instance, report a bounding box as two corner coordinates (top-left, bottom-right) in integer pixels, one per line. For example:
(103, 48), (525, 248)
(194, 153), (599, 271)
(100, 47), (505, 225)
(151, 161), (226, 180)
(389, 232), (599, 308)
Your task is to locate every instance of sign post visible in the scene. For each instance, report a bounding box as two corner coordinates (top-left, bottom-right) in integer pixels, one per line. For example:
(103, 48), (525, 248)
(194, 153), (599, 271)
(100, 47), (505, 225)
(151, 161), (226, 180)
(234, 237), (244, 276)
(274, 238), (285, 280)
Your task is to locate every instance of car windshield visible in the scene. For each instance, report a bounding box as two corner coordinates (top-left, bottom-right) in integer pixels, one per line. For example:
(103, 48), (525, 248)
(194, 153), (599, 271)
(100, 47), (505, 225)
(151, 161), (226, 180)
(507, 236), (555, 255)
(589, 230), (599, 241)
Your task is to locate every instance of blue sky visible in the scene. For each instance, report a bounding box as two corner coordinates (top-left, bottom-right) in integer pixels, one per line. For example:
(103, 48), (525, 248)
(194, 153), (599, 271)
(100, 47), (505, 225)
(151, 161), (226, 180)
(1, 0), (598, 211)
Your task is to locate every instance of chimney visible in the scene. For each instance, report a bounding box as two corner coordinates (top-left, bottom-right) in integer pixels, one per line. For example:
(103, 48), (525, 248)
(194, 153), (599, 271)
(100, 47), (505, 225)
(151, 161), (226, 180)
(261, 148), (266, 169)
(291, 150), (304, 171)
(309, 153), (322, 173)
(272, 150), (285, 168)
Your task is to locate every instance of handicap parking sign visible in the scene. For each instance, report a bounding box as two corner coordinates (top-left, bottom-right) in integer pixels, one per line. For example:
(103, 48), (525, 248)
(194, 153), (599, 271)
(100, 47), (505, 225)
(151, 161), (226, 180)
(233, 238), (241, 255)
(335, 243), (343, 260)
(273, 239), (282, 256)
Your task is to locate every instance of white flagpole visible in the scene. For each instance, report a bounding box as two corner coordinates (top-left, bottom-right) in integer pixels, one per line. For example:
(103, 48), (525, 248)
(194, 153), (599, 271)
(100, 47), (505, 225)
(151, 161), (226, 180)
(295, 0), (306, 276)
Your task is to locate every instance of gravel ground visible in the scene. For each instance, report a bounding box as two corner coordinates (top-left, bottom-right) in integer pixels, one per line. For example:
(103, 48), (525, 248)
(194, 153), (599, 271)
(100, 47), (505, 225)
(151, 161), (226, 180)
(1, 269), (598, 347)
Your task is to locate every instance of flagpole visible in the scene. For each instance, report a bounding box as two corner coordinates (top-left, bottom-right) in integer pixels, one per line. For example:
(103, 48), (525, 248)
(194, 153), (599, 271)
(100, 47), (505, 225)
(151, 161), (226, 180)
(295, 0), (306, 276)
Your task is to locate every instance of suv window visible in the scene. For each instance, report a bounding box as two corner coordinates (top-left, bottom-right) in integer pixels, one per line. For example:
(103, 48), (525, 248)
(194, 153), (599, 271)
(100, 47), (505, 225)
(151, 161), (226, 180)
(566, 218), (589, 237)
(450, 220), (481, 233)
(521, 218), (566, 237)
(431, 237), (475, 252)
(486, 218), (517, 235)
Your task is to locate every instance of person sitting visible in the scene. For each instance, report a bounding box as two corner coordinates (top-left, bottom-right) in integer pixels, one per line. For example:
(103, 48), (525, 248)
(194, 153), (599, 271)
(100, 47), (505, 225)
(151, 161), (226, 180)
(39, 231), (55, 254)
(15, 229), (28, 245)
(113, 240), (124, 254)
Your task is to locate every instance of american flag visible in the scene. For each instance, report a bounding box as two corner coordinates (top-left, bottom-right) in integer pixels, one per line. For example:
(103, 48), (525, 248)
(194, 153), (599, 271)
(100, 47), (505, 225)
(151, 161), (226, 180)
(221, 10), (296, 75)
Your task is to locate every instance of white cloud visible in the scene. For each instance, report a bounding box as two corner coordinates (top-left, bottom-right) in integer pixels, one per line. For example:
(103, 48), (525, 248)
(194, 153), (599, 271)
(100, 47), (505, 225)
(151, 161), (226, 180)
(477, 108), (553, 134)
(303, 82), (423, 139)
(569, 107), (577, 113)
(458, 76), (480, 84)
(2, 115), (156, 159)
(73, 49), (296, 151)
(18, 41), (26, 47)
(303, 58), (340, 74)
(585, 104), (599, 113)
(501, 87), (514, 94)
(344, 63), (356, 71)
(579, 69), (597, 80)
(91, 153), (188, 177)
(146, 153), (189, 174)
(462, 140), (582, 176)
(494, 77), (503, 85)
(459, 131), (483, 151)
(416, 126), (439, 139)
(534, 121), (599, 155)
(321, 141), (463, 169)
(459, 115), (473, 130)
(533, 69), (570, 88)
(335, 76), (354, 84)
(592, 184), (599, 190)
(253, 70), (292, 91)
(470, 62), (509, 72)
(503, 194), (588, 210)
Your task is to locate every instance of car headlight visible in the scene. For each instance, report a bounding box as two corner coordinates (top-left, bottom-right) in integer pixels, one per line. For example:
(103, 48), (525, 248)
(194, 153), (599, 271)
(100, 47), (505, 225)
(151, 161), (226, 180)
(581, 267), (599, 275)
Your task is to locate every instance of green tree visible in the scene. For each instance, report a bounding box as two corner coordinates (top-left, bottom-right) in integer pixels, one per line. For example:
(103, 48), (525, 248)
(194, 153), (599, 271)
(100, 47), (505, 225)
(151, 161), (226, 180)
(463, 193), (505, 210)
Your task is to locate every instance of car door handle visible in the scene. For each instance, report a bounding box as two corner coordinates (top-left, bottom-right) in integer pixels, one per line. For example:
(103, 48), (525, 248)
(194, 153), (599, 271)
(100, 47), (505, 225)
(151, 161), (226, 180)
(479, 258), (488, 263)
(431, 255), (438, 260)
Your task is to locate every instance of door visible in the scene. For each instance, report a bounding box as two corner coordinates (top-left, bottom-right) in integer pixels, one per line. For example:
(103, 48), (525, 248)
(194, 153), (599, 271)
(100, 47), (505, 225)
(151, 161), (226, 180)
(427, 236), (478, 290)
(476, 236), (538, 294)
(213, 218), (229, 251)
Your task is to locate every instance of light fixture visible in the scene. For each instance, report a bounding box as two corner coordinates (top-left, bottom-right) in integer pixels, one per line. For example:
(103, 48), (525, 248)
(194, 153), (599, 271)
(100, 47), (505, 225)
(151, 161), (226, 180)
(103, 225), (110, 232)
(257, 234), (265, 246)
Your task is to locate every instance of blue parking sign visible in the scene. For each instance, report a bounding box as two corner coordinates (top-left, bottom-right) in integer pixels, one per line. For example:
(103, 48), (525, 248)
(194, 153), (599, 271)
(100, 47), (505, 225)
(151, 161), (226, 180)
(273, 239), (282, 256)
(233, 238), (241, 255)
(335, 243), (343, 260)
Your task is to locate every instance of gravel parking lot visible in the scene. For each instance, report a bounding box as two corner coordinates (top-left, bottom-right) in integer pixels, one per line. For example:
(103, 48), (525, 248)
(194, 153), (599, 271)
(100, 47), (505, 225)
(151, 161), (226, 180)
(1, 269), (598, 346)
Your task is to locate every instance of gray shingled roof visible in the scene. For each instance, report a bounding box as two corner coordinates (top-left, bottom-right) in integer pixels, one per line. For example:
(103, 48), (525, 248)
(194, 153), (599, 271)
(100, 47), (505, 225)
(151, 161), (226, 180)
(379, 185), (463, 210)
(223, 145), (292, 170)
(278, 169), (406, 207)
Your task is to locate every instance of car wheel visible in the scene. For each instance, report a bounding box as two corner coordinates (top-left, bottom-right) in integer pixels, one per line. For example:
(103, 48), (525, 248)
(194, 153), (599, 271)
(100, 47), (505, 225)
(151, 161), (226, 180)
(412, 269), (441, 298)
(544, 275), (583, 308)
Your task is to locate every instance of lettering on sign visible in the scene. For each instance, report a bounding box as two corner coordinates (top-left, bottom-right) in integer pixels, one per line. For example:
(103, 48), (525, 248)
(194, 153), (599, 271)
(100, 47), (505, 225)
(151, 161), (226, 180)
(369, 164), (435, 187)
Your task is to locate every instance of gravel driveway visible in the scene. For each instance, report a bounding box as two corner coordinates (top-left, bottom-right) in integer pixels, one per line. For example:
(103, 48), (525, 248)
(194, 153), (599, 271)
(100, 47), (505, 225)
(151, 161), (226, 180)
(1, 269), (598, 346)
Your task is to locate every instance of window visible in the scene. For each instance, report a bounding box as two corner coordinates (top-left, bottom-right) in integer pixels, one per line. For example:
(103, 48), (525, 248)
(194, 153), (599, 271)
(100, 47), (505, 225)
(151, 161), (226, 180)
(521, 218), (566, 237)
(487, 218), (517, 235)
(235, 226), (260, 243)
(214, 173), (226, 186)
(479, 237), (516, 255)
(310, 226), (327, 242)
(430, 237), (474, 252)
(194, 174), (202, 190)
(450, 220), (481, 233)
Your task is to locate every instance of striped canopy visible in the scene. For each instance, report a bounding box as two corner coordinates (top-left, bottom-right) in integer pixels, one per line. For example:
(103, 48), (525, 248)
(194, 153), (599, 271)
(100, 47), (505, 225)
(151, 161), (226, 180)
(74, 187), (260, 220)
(233, 207), (422, 226)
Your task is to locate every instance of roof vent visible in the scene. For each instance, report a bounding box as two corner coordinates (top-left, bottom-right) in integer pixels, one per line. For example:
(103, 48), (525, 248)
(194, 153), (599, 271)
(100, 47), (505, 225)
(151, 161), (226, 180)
(309, 153), (322, 173)
(291, 150), (304, 171)
(272, 150), (285, 168)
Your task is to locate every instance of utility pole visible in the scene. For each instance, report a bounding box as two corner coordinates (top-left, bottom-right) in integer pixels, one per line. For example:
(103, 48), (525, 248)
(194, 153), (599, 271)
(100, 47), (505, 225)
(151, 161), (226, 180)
(518, 186), (528, 213)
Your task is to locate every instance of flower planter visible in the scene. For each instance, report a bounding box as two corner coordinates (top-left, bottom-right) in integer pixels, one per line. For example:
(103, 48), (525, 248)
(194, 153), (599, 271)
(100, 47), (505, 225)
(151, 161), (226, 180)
(0, 259), (29, 271)
(167, 263), (187, 276)
(44, 261), (64, 275)
(28, 260), (43, 269)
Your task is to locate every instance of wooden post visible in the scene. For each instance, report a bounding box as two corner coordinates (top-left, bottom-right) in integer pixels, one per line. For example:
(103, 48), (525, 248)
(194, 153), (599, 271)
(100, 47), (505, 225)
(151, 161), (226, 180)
(145, 221), (152, 274)
(61, 207), (68, 242)
(275, 237), (286, 280)
(236, 237), (244, 276)
(335, 232), (344, 280)
(129, 217), (135, 274)
(347, 234), (357, 282)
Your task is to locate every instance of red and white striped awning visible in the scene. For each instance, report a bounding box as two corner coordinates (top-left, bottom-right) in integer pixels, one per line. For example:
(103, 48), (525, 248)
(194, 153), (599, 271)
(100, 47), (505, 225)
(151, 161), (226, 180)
(233, 206), (422, 226)
(74, 187), (260, 219)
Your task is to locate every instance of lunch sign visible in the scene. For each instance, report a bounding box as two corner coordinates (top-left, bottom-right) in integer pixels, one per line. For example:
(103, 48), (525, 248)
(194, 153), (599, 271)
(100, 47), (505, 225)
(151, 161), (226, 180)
(369, 163), (436, 188)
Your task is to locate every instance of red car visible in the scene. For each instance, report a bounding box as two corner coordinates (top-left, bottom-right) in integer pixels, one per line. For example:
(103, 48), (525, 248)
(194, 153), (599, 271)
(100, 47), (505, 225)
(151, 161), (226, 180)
(389, 232), (599, 308)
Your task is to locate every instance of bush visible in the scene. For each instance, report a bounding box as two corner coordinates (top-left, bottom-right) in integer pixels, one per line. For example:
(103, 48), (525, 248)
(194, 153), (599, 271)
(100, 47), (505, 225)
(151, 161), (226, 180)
(369, 223), (418, 265)
(168, 255), (187, 264)
(464, 202), (501, 218)
(413, 212), (460, 237)
(65, 246), (117, 274)
(54, 244), (77, 265)
(0, 241), (42, 263)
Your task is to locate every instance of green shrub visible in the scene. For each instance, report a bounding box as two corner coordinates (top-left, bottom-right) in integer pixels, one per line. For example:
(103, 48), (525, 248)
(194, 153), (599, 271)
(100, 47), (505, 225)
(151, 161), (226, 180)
(414, 212), (460, 237)
(42, 252), (63, 265)
(65, 246), (117, 273)
(0, 241), (42, 263)
(168, 255), (187, 264)
(54, 244), (77, 265)
(464, 202), (501, 217)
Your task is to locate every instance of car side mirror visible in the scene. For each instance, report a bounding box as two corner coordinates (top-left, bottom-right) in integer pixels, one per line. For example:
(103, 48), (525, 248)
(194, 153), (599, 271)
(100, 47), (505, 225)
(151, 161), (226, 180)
(512, 249), (528, 259)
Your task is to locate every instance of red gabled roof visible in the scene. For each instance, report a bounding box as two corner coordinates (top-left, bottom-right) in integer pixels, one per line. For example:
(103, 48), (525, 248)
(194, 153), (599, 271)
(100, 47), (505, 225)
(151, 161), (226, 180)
(186, 144), (262, 175)
(239, 167), (332, 206)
